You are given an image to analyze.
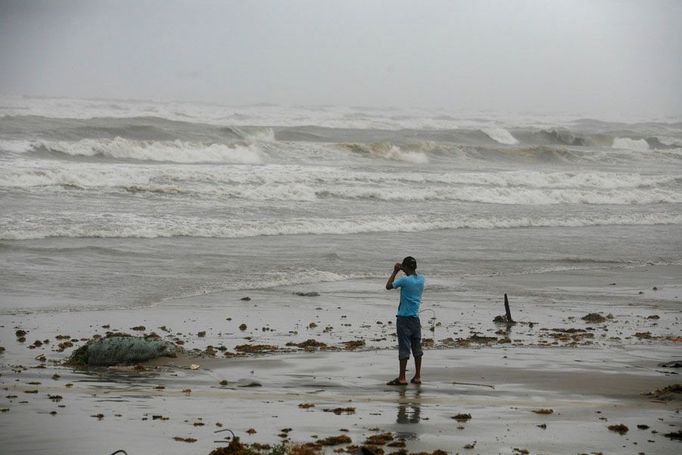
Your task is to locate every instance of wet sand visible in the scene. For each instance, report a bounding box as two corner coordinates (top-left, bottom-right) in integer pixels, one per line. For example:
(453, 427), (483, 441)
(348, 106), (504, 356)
(1, 265), (681, 454)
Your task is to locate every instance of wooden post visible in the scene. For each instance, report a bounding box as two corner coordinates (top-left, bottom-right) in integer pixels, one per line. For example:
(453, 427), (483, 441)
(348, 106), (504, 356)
(504, 293), (514, 323)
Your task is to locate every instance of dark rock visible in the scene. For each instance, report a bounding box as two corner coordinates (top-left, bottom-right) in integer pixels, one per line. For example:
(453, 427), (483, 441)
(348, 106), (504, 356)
(66, 334), (178, 366)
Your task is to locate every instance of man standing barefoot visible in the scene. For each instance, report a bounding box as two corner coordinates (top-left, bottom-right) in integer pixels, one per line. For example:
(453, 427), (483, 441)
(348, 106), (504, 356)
(385, 256), (425, 385)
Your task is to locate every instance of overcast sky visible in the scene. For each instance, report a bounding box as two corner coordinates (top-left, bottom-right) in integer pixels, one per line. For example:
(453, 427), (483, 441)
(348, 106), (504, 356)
(1, 0), (680, 116)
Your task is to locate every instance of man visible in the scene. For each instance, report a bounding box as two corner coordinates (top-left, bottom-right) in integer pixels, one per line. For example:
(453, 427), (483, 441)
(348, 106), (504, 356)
(385, 256), (425, 385)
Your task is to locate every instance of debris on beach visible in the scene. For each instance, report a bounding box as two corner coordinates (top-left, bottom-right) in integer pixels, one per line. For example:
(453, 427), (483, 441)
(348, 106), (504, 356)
(286, 339), (328, 350)
(643, 383), (682, 401)
(607, 424), (629, 435)
(294, 292), (320, 297)
(341, 340), (365, 350)
(241, 296), (252, 301)
(65, 333), (178, 366)
(582, 313), (607, 323)
(298, 403), (315, 409)
(239, 324), (248, 331)
(318, 435), (352, 446)
(174, 436), (197, 443)
(364, 432), (394, 446)
(660, 361), (682, 368)
(664, 430), (682, 440)
(452, 413), (472, 422)
(323, 407), (356, 415)
(532, 408), (554, 415)
(463, 441), (477, 449)
(234, 344), (279, 354)
(131, 325), (146, 331)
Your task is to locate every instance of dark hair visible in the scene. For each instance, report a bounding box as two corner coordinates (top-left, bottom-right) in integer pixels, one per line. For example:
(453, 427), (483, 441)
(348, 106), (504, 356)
(401, 256), (417, 270)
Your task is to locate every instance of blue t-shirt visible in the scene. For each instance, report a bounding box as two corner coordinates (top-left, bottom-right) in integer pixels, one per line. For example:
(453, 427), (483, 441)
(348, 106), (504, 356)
(392, 274), (425, 317)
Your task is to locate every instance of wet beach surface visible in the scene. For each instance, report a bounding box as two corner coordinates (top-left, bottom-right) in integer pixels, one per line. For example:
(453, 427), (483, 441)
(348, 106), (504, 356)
(2, 264), (681, 455)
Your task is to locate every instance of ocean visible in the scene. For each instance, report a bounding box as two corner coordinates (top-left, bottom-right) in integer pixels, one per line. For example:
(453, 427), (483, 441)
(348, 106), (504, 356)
(1, 96), (681, 315)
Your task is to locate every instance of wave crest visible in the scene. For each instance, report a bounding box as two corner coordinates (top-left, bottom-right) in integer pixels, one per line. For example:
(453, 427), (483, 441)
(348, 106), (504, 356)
(15, 137), (263, 164)
(481, 127), (518, 145)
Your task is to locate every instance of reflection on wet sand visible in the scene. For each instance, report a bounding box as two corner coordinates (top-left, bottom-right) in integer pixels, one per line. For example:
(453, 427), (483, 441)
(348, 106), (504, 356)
(396, 387), (421, 430)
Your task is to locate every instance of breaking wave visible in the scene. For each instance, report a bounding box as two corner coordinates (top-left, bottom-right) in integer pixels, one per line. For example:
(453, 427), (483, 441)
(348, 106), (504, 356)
(343, 143), (428, 163)
(481, 127), (518, 145)
(613, 137), (649, 151)
(2, 137), (263, 164)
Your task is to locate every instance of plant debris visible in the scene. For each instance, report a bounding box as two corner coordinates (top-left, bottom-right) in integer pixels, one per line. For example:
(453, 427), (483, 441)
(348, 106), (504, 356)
(452, 413), (472, 422)
(582, 313), (607, 323)
(364, 432), (394, 446)
(323, 407), (356, 415)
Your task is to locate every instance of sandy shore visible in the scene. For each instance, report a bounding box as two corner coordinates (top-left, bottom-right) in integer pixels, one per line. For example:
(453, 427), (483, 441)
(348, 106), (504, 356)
(1, 265), (681, 454)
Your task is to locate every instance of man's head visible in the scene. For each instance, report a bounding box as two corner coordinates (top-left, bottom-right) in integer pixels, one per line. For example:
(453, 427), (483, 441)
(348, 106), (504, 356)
(401, 256), (417, 273)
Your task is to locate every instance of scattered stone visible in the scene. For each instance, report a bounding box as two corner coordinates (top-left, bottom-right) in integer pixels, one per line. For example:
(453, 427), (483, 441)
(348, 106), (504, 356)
(239, 324), (248, 331)
(608, 424), (629, 435)
(463, 441), (476, 449)
(582, 313), (607, 323)
(298, 403), (315, 409)
(246, 428), (257, 434)
(240, 296), (251, 301)
(295, 292), (320, 297)
(16, 330), (27, 338)
(647, 315), (660, 320)
(131, 326), (146, 331)
(51, 374), (60, 380)
(219, 380), (228, 386)
(197, 331), (206, 337)
(537, 424), (547, 429)
(637, 424), (650, 430)
(532, 408), (554, 415)
(660, 361), (682, 368)
(452, 413), (472, 422)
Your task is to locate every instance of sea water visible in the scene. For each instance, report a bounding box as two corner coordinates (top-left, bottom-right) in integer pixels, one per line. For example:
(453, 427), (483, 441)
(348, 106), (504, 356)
(0, 96), (681, 314)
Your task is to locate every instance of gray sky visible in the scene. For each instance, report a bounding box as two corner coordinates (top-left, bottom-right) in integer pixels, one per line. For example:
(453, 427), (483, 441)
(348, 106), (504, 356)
(1, 0), (680, 116)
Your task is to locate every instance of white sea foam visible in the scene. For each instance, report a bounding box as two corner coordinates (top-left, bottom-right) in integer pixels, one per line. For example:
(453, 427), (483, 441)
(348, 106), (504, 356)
(481, 127), (519, 145)
(612, 137), (649, 151)
(2, 211), (680, 240)
(2, 163), (679, 205)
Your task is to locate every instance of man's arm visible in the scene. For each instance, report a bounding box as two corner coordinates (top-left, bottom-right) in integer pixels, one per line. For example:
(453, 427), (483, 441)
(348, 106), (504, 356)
(385, 263), (402, 290)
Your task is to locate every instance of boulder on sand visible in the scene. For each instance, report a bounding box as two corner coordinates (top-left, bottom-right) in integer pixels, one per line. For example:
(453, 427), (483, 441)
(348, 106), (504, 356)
(66, 333), (178, 367)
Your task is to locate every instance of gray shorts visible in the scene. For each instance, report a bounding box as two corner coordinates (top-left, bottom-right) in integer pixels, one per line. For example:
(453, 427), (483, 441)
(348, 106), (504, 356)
(396, 316), (423, 360)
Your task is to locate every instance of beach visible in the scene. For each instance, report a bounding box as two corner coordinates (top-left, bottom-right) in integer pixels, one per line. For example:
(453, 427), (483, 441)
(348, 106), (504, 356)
(1, 97), (681, 454)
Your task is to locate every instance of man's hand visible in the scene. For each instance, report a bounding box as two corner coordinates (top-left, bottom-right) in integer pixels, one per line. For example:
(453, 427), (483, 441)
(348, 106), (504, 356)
(387, 262), (402, 290)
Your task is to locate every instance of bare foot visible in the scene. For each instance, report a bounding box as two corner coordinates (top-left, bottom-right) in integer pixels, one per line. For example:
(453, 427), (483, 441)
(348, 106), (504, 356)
(410, 377), (421, 384)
